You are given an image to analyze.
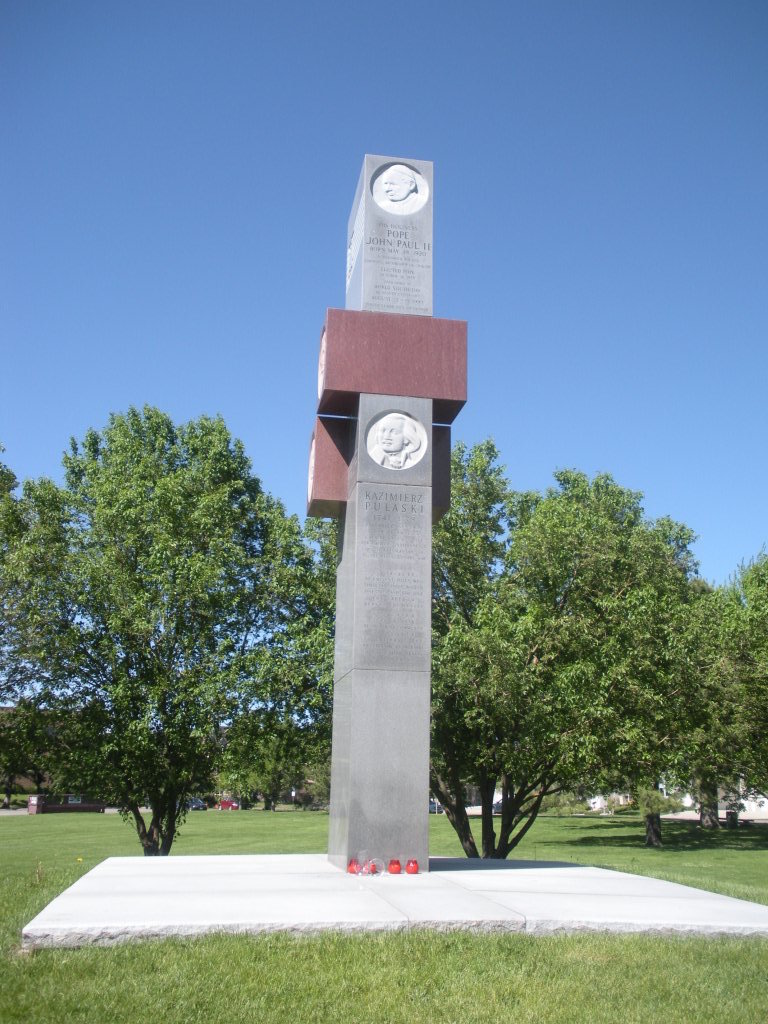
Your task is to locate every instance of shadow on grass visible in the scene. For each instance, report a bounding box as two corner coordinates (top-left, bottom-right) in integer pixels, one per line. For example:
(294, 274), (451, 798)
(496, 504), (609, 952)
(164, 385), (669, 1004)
(555, 818), (768, 853)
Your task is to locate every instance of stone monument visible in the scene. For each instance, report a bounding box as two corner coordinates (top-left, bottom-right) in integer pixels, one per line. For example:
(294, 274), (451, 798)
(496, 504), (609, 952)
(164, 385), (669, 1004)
(308, 155), (466, 871)
(346, 154), (433, 316)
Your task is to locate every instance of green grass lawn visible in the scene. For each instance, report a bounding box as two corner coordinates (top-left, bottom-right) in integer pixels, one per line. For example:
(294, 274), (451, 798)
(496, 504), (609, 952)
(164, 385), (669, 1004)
(2, 810), (767, 1024)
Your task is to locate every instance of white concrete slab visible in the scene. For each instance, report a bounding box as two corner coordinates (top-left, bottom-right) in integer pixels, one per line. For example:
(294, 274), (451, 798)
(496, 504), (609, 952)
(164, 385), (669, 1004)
(22, 854), (768, 949)
(450, 865), (720, 899)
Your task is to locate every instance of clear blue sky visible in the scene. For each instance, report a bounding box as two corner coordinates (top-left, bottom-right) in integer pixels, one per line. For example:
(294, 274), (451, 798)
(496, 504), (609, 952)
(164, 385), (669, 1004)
(2, 1), (766, 584)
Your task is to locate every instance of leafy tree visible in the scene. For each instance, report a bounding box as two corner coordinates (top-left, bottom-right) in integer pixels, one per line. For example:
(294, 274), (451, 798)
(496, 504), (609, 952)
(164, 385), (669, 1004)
(673, 560), (768, 832)
(431, 443), (697, 857)
(633, 787), (685, 845)
(728, 554), (768, 795)
(0, 445), (16, 499)
(0, 445), (22, 697)
(0, 694), (52, 808)
(0, 408), (316, 854)
(221, 724), (306, 810)
(0, 710), (23, 809)
(430, 441), (509, 855)
(221, 517), (336, 809)
(1, 448), (58, 806)
(674, 582), (747, 829)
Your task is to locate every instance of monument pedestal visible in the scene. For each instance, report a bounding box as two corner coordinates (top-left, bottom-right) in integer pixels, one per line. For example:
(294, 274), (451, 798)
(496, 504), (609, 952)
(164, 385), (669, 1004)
(328, 669), (430, 869)
(328, 395), (433, 870)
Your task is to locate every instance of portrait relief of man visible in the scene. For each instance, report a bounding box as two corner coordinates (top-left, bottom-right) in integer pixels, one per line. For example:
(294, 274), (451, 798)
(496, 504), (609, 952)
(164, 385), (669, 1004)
(371, 163), (429, 216)
(366, 412), (427, 470)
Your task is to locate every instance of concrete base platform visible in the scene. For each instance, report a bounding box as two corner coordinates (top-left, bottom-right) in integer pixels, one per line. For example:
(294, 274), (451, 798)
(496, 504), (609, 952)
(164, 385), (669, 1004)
(22, 854), (768, 948)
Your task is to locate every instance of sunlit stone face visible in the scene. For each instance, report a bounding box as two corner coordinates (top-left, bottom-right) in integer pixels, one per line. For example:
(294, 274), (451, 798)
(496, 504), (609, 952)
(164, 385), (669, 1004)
(366, 411), (427, 470)
(370, 161), (429, 219)
(379, 416), (405, 452)
(381, 167), (417, 203)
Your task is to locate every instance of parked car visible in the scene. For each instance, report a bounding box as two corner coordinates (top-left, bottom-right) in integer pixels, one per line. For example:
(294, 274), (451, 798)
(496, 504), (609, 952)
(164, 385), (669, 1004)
(428, 799), (444, 814)
(28, 794), (106, 815)
(217, 798), (240, 810)
(185, 797), (207, 811)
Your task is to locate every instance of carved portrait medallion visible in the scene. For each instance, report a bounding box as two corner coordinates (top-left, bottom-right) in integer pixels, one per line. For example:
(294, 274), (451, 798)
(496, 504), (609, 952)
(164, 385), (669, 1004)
(370, 163), (429, 216)
(366, 411), (428, 470)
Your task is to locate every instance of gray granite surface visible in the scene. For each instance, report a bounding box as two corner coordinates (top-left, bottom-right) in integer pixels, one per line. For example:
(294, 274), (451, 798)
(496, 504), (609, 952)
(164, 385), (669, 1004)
(346, 155), (433, 316)
(22, 855), (768, 948)
(329, 396), (433, 870)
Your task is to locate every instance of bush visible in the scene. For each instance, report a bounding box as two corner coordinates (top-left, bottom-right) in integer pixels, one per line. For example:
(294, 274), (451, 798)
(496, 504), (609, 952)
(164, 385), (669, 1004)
(635, 788), (685, 816)
(539, 792), (591, 816)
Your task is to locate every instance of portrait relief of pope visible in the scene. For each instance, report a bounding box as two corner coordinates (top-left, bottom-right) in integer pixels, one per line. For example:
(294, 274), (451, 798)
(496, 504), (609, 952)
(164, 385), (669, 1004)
(371, 163), (429, 216)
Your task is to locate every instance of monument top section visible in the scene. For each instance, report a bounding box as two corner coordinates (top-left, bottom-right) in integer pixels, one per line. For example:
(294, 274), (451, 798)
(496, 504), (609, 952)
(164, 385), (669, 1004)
(345, 154), (433, 318)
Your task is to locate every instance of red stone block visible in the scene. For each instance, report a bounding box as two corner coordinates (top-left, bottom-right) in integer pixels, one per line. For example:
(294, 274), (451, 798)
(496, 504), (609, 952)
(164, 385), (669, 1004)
(307, 417), (353, 519)
(317, 308), (466, 423)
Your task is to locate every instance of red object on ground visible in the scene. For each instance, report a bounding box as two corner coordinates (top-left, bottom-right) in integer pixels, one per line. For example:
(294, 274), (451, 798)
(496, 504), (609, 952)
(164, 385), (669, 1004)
(405, 859), (419, 874)
(362, 860), (378, 875)
(388, 859), (402, 874)
(217, 799), (240, 810)
(347, 858), (361, 874)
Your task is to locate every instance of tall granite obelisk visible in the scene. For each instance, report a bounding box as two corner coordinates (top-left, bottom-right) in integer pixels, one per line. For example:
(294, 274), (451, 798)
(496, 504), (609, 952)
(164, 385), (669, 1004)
(308, 156), (467, 871)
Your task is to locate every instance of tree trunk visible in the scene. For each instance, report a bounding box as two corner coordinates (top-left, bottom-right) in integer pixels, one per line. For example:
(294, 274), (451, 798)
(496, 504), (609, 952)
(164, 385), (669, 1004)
(2, 776), (12, 810)
(479, 778), (497, 858)
(430, 769), (479, 858)
(698, 779), (719, 829)
(495, 783), (550, 858)
(644, 812), (662, 847)
(130, 803), (173, 855)
(134, 810), (160, 855)
(159, 817), (176, 855)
